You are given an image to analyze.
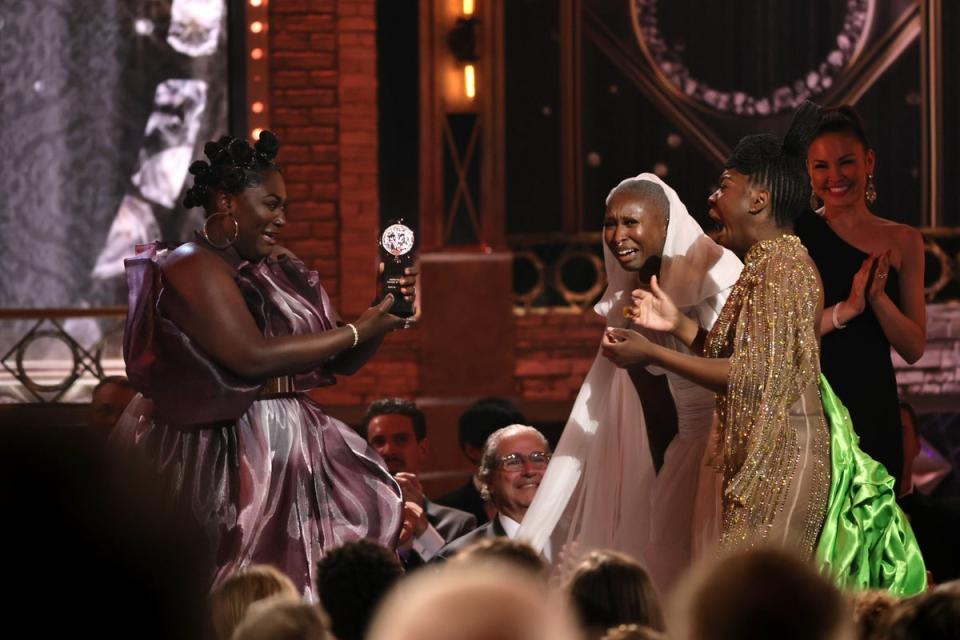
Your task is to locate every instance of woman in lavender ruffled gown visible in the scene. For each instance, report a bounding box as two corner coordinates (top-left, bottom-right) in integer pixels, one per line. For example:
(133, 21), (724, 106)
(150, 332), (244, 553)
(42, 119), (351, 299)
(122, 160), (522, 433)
(113, 131), (414, 598)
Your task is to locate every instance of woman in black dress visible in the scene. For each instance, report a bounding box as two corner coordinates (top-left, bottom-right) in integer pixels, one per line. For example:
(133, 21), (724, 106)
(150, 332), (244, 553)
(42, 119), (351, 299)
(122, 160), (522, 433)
(795, 106), (926, 494)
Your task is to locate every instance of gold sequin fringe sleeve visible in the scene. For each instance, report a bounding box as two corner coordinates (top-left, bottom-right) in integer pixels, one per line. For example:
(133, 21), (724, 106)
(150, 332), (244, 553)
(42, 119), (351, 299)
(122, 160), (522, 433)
(704, 235), (829, 557)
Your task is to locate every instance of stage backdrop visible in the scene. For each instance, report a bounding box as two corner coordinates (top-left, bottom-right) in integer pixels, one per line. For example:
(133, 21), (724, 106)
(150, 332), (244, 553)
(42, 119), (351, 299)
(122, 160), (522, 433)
(0, 0), (230, 365)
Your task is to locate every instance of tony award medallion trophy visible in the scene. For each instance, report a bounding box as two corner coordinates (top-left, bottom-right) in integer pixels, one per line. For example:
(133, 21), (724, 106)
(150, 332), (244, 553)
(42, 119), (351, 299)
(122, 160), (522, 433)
(379, 219), (416, 318)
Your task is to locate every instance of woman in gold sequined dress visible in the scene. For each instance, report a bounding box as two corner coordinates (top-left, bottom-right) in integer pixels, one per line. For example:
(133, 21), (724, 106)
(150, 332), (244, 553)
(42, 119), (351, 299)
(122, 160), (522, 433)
(602, 104), (925, 594)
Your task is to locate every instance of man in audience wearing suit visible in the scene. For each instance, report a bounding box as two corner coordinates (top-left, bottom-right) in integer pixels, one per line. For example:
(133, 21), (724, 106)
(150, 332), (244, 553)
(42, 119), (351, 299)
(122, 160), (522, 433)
(435, 397), (527, 525)
(362, 398), (477, 567)
(438, 424), (551, 559)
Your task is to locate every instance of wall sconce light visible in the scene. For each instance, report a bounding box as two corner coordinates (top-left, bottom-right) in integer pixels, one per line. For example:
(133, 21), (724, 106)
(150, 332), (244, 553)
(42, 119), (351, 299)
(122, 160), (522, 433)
(464, 64), (476, 99)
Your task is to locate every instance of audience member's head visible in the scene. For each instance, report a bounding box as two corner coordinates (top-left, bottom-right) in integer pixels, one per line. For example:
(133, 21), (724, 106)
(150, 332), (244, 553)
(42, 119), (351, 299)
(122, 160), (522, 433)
(314, 539), (404, 640)
(90, 375), (137, 434)
(673, 548), (850, 640)
(567, 550), (664, 638)
(882, 586), (960, 640)
(899, 400), (922, 496)
(849, 590), (897, 640)
(362, 398), (428, 475)
(211, 565), (300, 640)
(231, 595), (328, 640)
(367, 561), (580, 640)
(458, 397), (526, 465)
(602, 624), (669, 640)
(452, 536), (549, 578)
(478, 424), (550, 522)
(2, 425), (212, 638)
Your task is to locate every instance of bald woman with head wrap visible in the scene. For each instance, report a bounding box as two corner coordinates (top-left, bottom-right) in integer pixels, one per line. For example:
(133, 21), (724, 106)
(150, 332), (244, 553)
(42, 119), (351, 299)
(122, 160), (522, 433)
(517, 173), (742, 595)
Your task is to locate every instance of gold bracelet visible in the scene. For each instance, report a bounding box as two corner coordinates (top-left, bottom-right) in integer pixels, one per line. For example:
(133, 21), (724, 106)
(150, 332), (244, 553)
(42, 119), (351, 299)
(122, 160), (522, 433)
(346, 323), (360, 348)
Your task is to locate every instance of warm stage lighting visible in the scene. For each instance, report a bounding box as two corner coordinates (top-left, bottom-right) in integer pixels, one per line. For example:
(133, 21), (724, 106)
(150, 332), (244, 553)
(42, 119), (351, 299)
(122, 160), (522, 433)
(463, 0), (475, 16)
(250, 21), (264, 34)
(464, 64), (476, 99)
(251, 47), (264, 60)
(251, 101), (265, 114)
(250, 0), (263, 6)
(252, 128), (263, 140)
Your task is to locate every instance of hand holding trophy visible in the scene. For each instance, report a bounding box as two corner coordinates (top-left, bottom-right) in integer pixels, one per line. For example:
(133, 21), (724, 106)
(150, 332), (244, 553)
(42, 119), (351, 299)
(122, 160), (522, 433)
(379, 219), (417, 319)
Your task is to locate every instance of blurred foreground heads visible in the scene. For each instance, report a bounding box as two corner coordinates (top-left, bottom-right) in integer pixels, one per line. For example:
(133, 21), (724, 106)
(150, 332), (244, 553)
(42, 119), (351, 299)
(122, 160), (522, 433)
(672, 548), (852, 640)
(367, 561), (579, 640)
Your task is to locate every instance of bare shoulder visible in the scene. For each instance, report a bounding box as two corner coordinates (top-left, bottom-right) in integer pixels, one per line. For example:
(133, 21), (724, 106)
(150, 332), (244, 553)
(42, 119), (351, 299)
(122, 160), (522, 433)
(888, 220), (924, 261)
(871, 217), (923, 265)
(161, 242), (235, 288)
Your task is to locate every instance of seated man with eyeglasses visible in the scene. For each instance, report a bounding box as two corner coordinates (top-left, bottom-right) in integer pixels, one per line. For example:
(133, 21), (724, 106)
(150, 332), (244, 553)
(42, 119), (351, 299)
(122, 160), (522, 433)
(438, 424), (551, 559)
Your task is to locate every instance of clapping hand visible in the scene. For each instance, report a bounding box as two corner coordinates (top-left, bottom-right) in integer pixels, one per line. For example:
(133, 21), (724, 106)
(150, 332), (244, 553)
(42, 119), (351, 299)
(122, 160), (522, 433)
(867, 250), (892, 303)
(601, 327), (655, 368)
(843, 253), (877, 317)
(394, 472), (425, 507)
(398, 500), (428, 546)
(628, 275), (679, 333)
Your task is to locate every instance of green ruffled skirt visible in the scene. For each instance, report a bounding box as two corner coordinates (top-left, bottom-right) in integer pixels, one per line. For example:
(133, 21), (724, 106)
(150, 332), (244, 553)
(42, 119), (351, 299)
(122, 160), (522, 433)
(815, 375), (926, 595)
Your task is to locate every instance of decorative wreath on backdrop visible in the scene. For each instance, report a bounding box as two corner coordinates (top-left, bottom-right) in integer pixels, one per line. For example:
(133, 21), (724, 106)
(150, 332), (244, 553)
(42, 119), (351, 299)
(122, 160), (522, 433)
(631, 0), (874, 116)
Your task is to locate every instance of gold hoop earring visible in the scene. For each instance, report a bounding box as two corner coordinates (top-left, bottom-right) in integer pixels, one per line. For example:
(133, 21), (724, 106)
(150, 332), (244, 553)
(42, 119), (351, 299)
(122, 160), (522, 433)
(202, 212), (239, 249)
(865, 174), (877, 206)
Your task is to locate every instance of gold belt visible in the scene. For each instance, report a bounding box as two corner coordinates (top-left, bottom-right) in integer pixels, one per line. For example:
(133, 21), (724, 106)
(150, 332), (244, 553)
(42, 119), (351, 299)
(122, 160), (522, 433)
(259, 375), (298, 399)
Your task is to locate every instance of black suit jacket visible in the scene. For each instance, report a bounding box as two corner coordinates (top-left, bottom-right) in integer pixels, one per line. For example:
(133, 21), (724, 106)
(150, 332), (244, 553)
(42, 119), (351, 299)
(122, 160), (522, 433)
(400, 500), (477, 571)
(426, 499), (477, 542)
(435, 479), (490, 526)
(436, 515), (508, 560)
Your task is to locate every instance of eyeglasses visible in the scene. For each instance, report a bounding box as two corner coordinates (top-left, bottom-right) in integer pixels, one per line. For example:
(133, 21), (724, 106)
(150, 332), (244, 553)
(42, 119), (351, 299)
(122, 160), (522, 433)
(497, 451), (551, 472)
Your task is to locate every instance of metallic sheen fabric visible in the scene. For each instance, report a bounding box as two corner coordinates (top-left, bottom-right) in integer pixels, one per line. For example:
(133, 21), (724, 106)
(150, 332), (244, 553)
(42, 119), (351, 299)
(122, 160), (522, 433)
(115, 243), (402, 598)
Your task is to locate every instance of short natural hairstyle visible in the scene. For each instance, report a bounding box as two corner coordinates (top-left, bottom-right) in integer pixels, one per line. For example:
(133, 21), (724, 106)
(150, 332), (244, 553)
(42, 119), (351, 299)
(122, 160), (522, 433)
(314, 540), (404, 640)
(211, 564), (300, 640)
(724, 101), (820, 226)
(183, 131), (281, 210)
(813, 104), (872, 151)
(457, 397), (526, 451)
(605, 179), (670, 226)
(478, 424), (550, 503)
(674, 548), (849, 640)
(360, 398), (427, 441)
(231, 595), (328, 640)
(567, 550), (665, 637)
(453, 537), (549, 578)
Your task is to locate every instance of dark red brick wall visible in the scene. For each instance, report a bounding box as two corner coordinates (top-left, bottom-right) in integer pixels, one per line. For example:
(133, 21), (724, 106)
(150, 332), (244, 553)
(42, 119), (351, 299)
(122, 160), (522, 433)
(516, 312), (607, 402)
(267, 0), (599, 413)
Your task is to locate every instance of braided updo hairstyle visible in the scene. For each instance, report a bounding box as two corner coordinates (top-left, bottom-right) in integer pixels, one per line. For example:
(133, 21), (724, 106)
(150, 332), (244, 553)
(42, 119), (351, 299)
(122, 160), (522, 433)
(724, 101), (821, 226)
(182, 131), (281, 210)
